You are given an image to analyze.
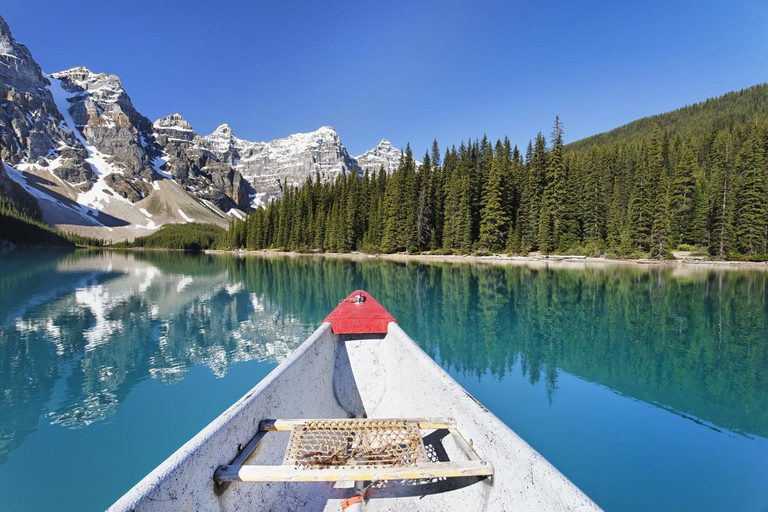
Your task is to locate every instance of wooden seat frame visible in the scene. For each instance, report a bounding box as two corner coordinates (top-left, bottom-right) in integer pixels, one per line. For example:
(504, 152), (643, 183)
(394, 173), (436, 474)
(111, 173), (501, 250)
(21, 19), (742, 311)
(214, 418), (493, 486)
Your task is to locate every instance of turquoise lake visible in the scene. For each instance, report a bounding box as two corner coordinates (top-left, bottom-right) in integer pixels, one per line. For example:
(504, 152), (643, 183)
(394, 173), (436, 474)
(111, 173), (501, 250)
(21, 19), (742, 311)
(0, 250), (767, 511)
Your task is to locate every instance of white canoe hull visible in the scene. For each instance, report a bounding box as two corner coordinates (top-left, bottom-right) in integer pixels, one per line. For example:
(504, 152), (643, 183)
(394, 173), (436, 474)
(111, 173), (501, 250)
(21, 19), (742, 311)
(110, 321), (601, 511)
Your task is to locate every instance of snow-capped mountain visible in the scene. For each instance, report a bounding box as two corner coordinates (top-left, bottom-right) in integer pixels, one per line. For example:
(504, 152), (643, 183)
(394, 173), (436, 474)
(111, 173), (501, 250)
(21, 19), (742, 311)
(153, 117), (362, 208)
(0, 13), (399, 240)
(355, 139), (420, 174)
(48, 67), (162, 202)
(0, 16), (235, 241)
(198, 124), (361, 207)
(0, 16), (90, 185)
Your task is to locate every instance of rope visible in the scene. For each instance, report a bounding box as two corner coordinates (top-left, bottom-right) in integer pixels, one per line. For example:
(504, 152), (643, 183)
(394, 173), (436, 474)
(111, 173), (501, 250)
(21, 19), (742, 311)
(339, 291), (366, 305)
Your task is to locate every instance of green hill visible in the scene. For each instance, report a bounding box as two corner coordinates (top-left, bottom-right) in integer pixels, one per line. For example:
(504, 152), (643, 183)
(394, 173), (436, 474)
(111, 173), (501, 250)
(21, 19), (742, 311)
(111, 223), (225, 251)
(566, 83), (768, 152)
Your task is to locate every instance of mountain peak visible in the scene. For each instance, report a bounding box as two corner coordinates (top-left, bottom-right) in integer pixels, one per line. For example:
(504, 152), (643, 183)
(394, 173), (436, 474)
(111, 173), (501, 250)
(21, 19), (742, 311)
(56, 65), (94, 75)
(51, 66), (124, 95)
(0, 15), (16, 54)
(355, 138), (411, 173)
(153, 113), (196, 136)
(154, 112), (189, 126)
(52, 66), (99, 82)
(212, 123), (234, 135)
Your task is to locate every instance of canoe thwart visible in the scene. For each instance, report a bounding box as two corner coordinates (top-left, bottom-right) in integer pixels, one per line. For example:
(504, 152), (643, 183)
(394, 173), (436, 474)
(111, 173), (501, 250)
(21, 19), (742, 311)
(214, 417), (492, 486)
(260, 417), (457, 432)
(215, 460), (494, 482)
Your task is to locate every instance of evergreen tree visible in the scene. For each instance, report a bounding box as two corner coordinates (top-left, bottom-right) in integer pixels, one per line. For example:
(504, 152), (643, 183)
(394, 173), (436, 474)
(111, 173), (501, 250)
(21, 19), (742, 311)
(626, 142), (654, 252)
(734, 121), (768, 255)
(649, 126), (672, 258)
(670, 142), (697, 245)
(545, 116), (569, 249)
(582, 145), (607, 246)
(479, 151), (510, 251)
(381, 156), (404, 253)
(344, 172), (362, 251)
(538, 203), (554, 253)
(428, 141), (445, 250)
(526, 135), (547, 249)
(709, 131), (735, 259)
(401, 144), (420, 251)
(689, 164), (709, 247)
(606, 178), (623, 248)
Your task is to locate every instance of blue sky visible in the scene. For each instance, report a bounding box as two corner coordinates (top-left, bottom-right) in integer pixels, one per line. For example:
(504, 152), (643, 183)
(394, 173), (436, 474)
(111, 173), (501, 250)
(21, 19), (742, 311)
(3, 1), (767, 156)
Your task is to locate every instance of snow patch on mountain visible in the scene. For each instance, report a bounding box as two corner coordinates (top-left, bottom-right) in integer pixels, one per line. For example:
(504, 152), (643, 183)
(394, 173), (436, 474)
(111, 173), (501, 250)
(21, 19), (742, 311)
(4, 161), (107, 227)
(48, 75), (130, 213)
(197, 125), (361, 207)
(178, 209), (194, 223)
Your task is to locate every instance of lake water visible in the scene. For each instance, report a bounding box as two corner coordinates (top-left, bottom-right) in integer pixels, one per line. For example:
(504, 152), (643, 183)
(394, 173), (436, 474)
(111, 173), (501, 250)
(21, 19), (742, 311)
(0, 250), (767, 511)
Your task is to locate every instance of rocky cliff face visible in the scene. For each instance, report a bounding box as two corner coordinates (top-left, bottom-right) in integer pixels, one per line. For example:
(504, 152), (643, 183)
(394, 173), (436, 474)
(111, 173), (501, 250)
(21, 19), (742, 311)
(198, 124), (361, 206)
(355, 139), (406, 174)
(49, 67), (160, 186)
(0, 15), (237, 239)
(0, 16), (91, 186)
(153, 114), (251, 211)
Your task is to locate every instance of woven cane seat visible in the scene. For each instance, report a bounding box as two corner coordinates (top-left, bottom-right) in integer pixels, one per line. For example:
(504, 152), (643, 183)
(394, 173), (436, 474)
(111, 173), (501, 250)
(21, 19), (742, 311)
(284, 419), (428, 469)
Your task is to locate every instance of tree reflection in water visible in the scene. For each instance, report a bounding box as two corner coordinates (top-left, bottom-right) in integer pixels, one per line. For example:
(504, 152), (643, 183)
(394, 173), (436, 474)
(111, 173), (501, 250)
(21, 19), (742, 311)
(1, 251), (766, 465)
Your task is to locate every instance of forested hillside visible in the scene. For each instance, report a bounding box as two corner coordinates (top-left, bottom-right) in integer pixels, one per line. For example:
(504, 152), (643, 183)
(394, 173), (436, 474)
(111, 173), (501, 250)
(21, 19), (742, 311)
(227, 87), (768, 260)
(566, 84), (768, 152)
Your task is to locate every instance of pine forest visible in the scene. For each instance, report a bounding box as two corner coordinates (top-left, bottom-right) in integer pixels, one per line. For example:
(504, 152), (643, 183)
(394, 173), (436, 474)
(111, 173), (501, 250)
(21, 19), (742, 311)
(227, 88), (768, 260)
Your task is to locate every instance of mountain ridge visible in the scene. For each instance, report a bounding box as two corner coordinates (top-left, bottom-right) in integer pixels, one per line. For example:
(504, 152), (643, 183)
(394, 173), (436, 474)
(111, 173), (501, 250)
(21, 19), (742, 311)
(0, 14), (398, 241)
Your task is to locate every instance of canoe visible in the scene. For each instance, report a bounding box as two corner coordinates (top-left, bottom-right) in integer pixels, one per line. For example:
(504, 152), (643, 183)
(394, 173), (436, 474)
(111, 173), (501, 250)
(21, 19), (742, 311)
(110, 290), (601, 511)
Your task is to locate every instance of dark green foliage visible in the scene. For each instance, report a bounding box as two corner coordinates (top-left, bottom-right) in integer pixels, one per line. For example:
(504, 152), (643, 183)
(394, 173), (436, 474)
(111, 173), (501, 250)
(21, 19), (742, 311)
(0, 187), (103, 247)
(567, 84), (768, 152)
(734, 122), (767, 255)
(478, 149), (511, 251)
(228, 85), (768, 261)
(648, 128), (672, 258)
(0, 209), (74, 247)
(582, 145), (608, 245)
(0, 178), (42, 221)
(708, 131), (736, 259)
(112, 223), (225, 251)
(670, 142), (698, 245)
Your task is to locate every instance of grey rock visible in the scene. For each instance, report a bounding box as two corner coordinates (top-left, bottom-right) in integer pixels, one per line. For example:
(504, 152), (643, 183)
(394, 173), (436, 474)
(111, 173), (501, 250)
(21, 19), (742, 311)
(153, 113), (252, 211)
(0, 15), (90, 184)
(199, 124), (361, 206)
(50, 66), (161, 185)
(104, 173), (151, 203)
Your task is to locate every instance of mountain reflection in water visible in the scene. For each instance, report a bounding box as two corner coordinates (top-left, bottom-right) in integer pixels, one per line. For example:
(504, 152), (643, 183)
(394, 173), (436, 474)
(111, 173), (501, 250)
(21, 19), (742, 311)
(1, 250), (767, 467)
(0, 251), (313, 462)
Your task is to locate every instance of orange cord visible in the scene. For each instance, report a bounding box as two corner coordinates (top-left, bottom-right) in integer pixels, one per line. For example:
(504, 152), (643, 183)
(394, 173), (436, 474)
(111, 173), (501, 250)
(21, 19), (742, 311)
(341, 494), (363, 509)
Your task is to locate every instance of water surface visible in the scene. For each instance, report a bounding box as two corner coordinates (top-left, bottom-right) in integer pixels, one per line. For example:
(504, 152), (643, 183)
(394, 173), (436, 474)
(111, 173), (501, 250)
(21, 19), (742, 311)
(0, 250), (766, 511)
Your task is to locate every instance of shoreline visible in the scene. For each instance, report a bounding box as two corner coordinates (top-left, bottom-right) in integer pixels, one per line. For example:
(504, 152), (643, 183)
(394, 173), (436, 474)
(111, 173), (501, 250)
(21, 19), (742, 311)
(205, 249), (768, 271)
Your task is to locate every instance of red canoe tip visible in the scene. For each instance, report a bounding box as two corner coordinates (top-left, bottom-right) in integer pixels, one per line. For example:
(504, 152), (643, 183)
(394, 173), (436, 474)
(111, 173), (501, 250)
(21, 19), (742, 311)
(323, 290), (397, 334)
